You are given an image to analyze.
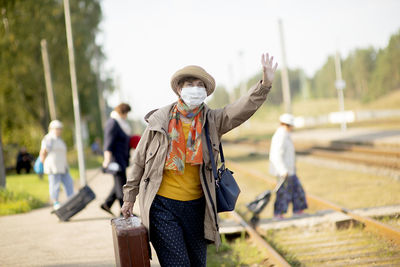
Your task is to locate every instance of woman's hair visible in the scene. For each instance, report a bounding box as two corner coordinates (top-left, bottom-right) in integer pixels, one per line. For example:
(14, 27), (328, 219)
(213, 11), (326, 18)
(114, 103), (131, 115)
(177, 76), (198, 88)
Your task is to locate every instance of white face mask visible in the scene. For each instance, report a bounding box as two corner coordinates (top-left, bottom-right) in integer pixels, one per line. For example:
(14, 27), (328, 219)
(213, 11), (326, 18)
(180, 86), (207, 109)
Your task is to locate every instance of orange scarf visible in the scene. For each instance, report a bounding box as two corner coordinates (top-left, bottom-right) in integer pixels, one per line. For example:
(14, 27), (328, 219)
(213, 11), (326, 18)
(164, 99), (203, 173)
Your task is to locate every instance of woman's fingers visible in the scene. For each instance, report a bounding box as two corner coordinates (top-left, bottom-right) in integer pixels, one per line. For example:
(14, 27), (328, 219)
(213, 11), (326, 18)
(273, 62), (278, 71)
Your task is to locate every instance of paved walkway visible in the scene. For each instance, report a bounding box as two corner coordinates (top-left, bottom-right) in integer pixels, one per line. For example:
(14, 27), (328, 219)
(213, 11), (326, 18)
(0, 169), (160, 267)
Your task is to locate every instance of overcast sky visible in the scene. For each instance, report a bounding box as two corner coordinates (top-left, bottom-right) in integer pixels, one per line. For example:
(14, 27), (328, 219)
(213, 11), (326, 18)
(99, 0), (400, 120)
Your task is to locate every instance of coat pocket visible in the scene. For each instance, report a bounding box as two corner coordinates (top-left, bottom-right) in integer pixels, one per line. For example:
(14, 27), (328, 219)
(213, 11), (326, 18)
(145, 139), (160, 164)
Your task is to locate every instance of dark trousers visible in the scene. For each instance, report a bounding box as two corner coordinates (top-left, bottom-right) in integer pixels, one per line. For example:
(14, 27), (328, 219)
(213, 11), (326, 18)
(274, 174), (308, 215)
(150, 195), (207, 267)
(104, 170), (126, 208)
(16, 162), (31, 174)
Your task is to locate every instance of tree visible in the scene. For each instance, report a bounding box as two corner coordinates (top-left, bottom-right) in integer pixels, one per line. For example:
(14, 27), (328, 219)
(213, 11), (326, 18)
(310, 56), (336, 98)
(206, 85), (231, 108)
(0, 0), (111, 157)
(369, 29), (400, 100)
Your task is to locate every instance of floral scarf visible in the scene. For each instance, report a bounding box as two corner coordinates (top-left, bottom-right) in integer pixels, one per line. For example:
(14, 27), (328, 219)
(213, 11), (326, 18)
(164, 99), (204, 173)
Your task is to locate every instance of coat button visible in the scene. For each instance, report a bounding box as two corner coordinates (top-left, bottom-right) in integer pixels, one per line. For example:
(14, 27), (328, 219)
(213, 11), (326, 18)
(150, 152), (153, 156)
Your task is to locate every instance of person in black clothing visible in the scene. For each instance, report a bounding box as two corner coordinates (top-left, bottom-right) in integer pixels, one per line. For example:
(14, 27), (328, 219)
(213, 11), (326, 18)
(16, 147), (33, 174)
(100, 103), (132, 216)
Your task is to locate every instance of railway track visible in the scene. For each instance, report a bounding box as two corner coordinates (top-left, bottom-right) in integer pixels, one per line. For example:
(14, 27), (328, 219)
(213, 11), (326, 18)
(306, 145), (400, 170)
(227, 140), (400, 171)
(226, 161), (400, 266)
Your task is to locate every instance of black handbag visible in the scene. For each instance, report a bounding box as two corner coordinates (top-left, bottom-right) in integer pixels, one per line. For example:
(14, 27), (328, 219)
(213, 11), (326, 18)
(205, 122), (241, 212)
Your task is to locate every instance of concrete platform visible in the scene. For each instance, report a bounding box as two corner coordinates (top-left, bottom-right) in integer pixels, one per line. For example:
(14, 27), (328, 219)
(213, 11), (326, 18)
(257, 205), (400, 232)
(0, 169), (160, 267)
(218, 205), (400, 235)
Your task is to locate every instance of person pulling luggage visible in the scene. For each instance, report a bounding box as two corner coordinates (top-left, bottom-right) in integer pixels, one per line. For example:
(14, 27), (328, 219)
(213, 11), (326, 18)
(39, 120), (74, 210)
(269, 113), (308, 218)
(121, 53), (278, 266)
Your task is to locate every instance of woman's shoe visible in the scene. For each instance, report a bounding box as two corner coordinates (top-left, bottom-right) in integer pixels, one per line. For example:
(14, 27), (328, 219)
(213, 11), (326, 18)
(53, 201), (61, 210)
(100, 203), (114, 216)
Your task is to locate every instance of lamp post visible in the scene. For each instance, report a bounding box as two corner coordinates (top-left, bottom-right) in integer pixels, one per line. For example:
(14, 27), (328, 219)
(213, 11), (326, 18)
(41, 39), (57, 120)
(63, 0), (87, 185)
(278, 19), (292, 114)
(335, 51), (346, 131)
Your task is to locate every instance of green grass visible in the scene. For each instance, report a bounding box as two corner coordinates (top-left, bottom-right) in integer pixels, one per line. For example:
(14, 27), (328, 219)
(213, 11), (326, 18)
(0, 173), (49, 215)
(0, 167), (82, 216)
(207, 234), (268, 266)
(1, 150), (102, 216)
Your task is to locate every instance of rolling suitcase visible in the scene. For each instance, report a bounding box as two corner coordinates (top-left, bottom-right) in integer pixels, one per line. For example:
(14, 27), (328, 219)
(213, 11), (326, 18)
(111, 216), (150, 267)
(52, 185), (96, 221)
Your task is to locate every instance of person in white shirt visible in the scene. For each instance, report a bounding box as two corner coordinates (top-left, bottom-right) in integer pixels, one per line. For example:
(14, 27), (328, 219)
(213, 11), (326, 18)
(40, 120), (74, 210)
(269, 113), (307, 218)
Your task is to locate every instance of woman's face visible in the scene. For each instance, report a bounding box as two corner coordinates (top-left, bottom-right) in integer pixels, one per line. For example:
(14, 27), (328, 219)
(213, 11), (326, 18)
(121, 113), (128, 119)
(177, 79), (205, 96)
(52, 128), (62, 137)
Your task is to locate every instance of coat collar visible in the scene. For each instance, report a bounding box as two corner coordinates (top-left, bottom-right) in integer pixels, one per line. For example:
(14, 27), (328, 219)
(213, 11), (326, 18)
(144, 102), (211, 134)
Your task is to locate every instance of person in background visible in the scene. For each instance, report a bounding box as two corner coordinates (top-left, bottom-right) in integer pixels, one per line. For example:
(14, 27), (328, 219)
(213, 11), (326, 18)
(91, 137), (102, 155)
(40, 120), (74, 210)
(121, 53), (277, 266)
(269, 113), (307, 218)
(16, 146), (33, 174)
(100, 103), (132, 216)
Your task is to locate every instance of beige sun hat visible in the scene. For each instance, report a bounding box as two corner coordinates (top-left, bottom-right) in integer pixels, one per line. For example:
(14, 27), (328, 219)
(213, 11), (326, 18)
(170, 65), (216, 96)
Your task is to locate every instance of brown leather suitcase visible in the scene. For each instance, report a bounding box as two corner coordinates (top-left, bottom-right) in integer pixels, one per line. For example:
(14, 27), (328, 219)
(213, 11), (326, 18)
(111, 216), (151, 267)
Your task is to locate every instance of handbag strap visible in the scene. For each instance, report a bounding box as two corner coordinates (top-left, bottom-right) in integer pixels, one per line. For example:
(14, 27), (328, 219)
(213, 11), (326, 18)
(204, 121), (219, 181)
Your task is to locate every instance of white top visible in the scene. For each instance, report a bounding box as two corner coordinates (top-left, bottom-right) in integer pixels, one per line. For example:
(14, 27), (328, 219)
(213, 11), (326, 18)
(41, 133), (68, 174)
(269, 126), (296, 177)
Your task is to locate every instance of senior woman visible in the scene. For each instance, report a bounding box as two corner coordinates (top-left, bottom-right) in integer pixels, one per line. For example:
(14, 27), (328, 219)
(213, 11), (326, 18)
(122, 53), (277, 266)
(100, 103), (132, 216)
(40, 120), (74, 210)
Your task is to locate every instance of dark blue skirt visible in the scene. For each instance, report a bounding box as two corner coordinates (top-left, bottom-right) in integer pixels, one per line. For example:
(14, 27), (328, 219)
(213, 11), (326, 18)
(274, 174), (308, 215)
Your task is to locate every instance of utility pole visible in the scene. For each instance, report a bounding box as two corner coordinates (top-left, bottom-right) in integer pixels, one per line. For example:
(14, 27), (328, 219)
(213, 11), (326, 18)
(334, 51), (346, 131)
(238, 51), (246, 96)
(63, 0), (86, 186)
(1, 8), (8, 188)
(94, 55), (107, 131)
(278, 19), (292, 114)
(0, 126), (5, 188)
(228, 63), (235, 103)
(41, 39), (57, 120)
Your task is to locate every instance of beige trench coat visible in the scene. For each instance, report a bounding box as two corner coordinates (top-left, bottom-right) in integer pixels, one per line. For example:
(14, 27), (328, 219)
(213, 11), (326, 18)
(123, 81), (271, 248)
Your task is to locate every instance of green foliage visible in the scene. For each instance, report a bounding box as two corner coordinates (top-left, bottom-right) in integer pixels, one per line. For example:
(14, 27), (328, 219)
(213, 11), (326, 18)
(342, 47), (376, 100)
(309, 29), (400, 101)
(311, 56), (336, 98)
(206, 85), (231, 108)
(0, 0), (111, 158)
(232, 29), (400, 105)
(369, 29), (400, 100)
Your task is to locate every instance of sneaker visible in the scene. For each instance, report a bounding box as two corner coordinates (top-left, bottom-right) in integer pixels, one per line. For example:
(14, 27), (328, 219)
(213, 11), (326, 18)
(53, 201), (61, 210)
(100, 203), (114, 216)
